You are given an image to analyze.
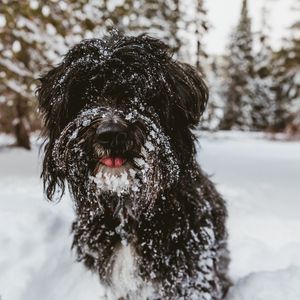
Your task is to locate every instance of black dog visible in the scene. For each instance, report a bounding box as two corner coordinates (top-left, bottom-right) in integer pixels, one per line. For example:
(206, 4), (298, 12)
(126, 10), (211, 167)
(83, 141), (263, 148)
(37, 32), (230, 300)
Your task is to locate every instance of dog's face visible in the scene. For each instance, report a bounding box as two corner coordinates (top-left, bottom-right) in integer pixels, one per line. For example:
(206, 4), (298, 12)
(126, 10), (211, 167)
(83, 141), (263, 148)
(37, 33), (208, 218)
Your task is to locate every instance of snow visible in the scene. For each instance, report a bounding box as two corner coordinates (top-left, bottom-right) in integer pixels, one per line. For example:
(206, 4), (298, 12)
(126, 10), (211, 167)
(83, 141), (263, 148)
(227, 267), (300, 300)
(91, 167), (138, 196)
(0, 131), (300, 300)
(0, 139), (105, 300)
(197, 131), (300, 299)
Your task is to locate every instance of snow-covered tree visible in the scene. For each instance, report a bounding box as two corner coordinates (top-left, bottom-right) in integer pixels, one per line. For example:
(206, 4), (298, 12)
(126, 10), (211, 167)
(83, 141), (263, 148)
(200, 57), (227, 130)
(195, 0), (209, 71)
(270, 0), (300, 133)
(219, 0), (254, 130)
(251, 4), (276, 131)
(0, 0), (118, 148)
(284, 0), (300, 134)
(0, 1), (39, 149)
(267, 51), (291, 131)
(177, 0), (208, 68)
(0, 0), (211, 145)
(117, 0), (181, 53)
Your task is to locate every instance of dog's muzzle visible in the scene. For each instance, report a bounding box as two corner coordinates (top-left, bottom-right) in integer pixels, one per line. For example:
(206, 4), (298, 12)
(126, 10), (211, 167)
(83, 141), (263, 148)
(96, 120), (128, 150)
(90, 113), (146, 196)
(96, 119), (128, 168)
(91, 112), (146, 175)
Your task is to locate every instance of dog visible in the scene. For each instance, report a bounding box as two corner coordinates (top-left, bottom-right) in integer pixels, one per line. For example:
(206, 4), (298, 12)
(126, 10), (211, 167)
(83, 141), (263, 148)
(37, 32), (230, 300)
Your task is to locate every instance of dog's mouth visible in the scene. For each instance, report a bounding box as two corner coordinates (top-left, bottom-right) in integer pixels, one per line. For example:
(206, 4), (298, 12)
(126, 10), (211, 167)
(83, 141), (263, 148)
(100, 156), (127, 168)
(93, 154), (133, 176)
(92, 154), (139, 195)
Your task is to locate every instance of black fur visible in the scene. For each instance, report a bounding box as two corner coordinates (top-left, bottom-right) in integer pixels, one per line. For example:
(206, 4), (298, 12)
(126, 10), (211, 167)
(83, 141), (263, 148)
(37, 32), (230, 299)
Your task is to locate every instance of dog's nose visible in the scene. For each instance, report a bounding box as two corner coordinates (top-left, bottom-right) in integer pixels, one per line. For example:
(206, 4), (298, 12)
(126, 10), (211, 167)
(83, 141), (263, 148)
(96, 123), (128, 148)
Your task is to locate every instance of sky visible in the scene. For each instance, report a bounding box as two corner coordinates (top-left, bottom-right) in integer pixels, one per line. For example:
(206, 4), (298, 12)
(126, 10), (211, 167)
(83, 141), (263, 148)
(205, 0), (297, 55)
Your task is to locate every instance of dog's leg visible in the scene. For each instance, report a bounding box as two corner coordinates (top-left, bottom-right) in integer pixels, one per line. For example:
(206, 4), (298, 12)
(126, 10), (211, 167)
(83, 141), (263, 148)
(134, 183), (230, 299)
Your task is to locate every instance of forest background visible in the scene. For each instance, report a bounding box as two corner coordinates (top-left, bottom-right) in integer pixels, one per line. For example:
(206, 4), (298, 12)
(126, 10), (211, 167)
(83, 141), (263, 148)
(0, 0), (299, 149)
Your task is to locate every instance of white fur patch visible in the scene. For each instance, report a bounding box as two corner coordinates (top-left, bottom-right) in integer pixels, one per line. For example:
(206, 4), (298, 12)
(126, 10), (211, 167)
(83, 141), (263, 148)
(106, 244), (155, 300)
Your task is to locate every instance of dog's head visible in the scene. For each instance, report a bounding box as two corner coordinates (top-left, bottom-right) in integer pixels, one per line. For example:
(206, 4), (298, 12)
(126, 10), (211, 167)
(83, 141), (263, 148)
(37, 33), (208, 218)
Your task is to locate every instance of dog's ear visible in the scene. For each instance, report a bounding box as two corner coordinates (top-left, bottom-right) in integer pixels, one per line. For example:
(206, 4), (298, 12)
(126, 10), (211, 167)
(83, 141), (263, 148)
(37, 63), (68, 139)
(38, 62), (78, 201)
(36, 65), (65, 201)
(166, 62), (208, 128)
(37, 41), (100, 138)
(40, 141), (66, 202)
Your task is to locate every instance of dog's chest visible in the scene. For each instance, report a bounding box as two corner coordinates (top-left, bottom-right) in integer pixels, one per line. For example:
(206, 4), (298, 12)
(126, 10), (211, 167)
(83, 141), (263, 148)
(108, 244), (155, 300)
(111, 244), (137, 291)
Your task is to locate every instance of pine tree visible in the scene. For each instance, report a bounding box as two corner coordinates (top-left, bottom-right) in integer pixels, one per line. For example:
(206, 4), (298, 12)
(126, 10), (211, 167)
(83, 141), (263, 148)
(201, 57), (227, 130)
(271, 0), (300, 133)
(0, 0), (117, 149)
(178, 0), (208, 67)
(0, 1), (36, 149)
(195, 0), (209, 71)
(285, 0), (300, 134)
(0, 0), (209, 143)
(117, 0), (181, 53)
(219, 0), (254, 130)
(270, 52), (292, 131)
(251, 4), (276, 131)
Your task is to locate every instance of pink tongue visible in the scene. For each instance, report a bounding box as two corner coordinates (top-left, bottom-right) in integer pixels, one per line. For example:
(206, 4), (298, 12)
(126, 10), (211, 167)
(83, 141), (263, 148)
(100, 157), (125, 168)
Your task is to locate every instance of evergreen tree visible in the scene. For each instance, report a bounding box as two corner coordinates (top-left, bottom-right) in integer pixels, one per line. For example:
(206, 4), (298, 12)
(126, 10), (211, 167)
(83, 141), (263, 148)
(0, 0), (209, 144)
(195, 0), (209, 71)
(251, 4), (276, 130)
(178, 0), (208, 67)
(0, 1), (38, 149)
(268, 51), (291, 131)
(0, 0), (117, 149)
(201, 57), (227, 130)
(271, 0), (300, 132)
(285, 0), (300, 133)
(117, 0), (181, 53)
(219, 0), (254, 130)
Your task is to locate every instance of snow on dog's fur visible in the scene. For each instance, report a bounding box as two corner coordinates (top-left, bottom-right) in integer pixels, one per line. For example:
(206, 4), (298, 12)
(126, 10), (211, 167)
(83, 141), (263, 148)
(37, 32), (231, 299)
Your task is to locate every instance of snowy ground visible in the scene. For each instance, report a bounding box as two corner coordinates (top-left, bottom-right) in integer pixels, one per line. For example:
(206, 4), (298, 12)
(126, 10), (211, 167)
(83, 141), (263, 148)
(0, 132), (300, 300)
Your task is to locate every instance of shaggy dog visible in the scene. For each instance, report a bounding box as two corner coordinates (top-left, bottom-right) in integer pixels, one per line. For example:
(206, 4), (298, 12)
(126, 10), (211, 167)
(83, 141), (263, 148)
(37, 32), (230, 300)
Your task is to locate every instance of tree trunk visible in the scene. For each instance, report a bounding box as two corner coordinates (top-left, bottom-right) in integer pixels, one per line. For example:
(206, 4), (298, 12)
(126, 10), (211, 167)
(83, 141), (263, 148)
(13, 97), (31, 150)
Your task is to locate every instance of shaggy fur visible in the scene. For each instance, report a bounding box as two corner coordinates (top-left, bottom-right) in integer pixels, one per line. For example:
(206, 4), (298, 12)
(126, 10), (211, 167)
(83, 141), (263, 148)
(37, 32), (230, 300)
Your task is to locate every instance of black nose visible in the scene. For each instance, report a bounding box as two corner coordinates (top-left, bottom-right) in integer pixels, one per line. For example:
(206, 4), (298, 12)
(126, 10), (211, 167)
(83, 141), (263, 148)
(96, 122), (128, 149)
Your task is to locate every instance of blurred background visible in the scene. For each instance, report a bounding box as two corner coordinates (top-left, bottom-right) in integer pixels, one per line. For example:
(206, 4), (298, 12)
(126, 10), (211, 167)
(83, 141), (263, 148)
(0, 0), (299, 149)
(0, 1), (300, 300)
